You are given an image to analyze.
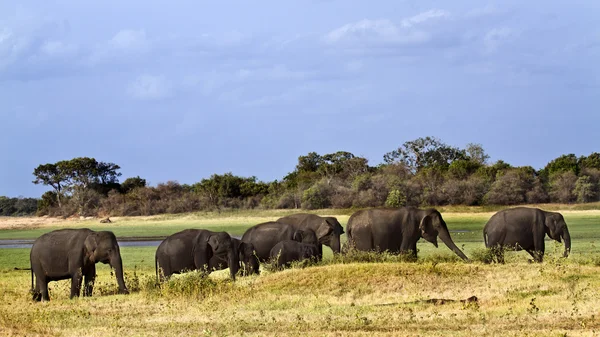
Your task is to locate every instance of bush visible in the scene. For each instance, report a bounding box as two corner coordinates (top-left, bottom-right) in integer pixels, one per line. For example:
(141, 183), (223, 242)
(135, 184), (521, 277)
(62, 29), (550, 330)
(549, 171), (577, 203)
(385, 189), (406, 207)
(301, 183), (331, 210)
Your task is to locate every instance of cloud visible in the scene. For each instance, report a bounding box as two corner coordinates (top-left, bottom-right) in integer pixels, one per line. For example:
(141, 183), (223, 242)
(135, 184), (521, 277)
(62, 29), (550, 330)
(88, 29), (150, 64)
(401, 9), (450, 28)
(237, 65), (312, 81)
(109, 29), (149, 51)
(483, 27), (515, 53)
(39, 40), (78, 57)
(127, 75), (172, 100)
(324, 10), (450, 48)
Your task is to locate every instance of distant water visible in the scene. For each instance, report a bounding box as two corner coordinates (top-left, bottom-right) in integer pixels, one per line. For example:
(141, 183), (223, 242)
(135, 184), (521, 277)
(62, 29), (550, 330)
(0, 239), (163, 249)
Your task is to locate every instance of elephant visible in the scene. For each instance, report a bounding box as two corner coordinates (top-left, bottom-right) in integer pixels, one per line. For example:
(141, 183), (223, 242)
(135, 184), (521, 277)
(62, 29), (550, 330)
(155, 229), (240, 282)
(242, 222), (322, 262)
(345, 207), (470, 261)
(208, 238), (260, 276)
(483, 207), (571, 263)
(269, 239), (320, 269)
(276, 213), (345, 259)
(29, 228), (129, 302)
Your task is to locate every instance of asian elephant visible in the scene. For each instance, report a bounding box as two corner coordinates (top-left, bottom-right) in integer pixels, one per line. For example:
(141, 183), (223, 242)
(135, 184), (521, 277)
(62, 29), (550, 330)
(30, 228), (129, 302)
(241, 222), (318, 262)
(270, 236), (320, 269)
(483, 207), (571, 263)
(345, 207), (470, 261)
(208, 238), (260, 276)
(276, 213), (345, 259)
(155, 229), (240, 282)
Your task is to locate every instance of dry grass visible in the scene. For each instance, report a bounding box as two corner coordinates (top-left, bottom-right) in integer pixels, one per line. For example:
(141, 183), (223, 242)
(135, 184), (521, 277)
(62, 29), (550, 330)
(1, 261), (599, 336)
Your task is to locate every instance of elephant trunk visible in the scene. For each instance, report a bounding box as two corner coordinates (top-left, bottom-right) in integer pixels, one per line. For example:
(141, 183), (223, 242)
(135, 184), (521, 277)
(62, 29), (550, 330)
(227, 247), (240, 281)
(562, 227), (571, 258)
(438, 229), (470, 262)
(110, 252), (129, 294)
(329, 235), (341, 254)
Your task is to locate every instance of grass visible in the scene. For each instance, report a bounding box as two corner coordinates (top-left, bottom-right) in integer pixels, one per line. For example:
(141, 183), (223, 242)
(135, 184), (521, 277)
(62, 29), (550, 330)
(1, 207), (600, 336)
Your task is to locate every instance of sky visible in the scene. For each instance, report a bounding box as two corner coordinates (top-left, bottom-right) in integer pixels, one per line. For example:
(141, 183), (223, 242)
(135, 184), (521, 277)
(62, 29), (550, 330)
(1, 1), (599, 197)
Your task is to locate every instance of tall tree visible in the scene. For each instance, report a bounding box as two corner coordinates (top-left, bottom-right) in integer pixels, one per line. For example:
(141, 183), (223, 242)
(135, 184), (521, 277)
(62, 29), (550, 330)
(32, 163), (68, 208)
(383, 136), (466, 173)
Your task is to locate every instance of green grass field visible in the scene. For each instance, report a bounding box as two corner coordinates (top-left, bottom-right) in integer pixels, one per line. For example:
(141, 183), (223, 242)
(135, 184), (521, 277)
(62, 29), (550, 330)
(1, 208), (599, 336)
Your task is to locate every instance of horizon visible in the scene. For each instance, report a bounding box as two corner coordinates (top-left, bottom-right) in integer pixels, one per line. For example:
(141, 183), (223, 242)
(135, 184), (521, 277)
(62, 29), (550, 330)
(1, 1), (599, 198)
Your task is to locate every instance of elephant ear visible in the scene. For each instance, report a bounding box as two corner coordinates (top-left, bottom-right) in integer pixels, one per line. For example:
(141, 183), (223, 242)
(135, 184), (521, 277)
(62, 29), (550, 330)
(316, 222), (332, 242)
(238, 242), (252, 261)
(326, 218), (345, 235)
(544, 213), (559, 238)
(293, 230), (305, 242)
(419, 214), (439, 247)
(207, 234), (220, 252)
(84, 232), (98, 262)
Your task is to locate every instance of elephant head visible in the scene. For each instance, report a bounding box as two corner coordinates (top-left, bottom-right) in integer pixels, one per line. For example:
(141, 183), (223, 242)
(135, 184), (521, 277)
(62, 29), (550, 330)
(545, 212), (571, 258)
(419, 210), (470, 261)
(84, 231), (128, 294)
(293, 229), (319, 245)
(301, 244), (319, 260)
(315, 217), (344, 254)
(207, 232), (240, 280)
(238, 241), (260, 276)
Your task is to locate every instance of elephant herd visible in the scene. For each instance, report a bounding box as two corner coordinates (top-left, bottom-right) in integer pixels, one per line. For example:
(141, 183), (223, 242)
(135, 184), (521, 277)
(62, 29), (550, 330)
(28, 207), (571, 301)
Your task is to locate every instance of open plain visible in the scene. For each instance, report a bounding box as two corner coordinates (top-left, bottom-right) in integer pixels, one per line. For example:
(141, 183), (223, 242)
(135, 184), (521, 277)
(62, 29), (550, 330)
(1, 207), (599, 336)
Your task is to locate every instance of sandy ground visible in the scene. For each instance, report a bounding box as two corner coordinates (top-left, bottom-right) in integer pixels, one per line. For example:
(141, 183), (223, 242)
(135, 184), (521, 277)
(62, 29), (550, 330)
(1, 209), (599, 231)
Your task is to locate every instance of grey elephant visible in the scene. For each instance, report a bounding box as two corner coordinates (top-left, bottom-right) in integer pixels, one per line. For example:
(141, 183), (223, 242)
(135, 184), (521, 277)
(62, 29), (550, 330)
(30, 228), (129, 302)
(155, 229), (240, 282)
(483, 207), (571, 263)
(276, 213), (345, 259)
(270, 229), (320, 269)
(345, 207), (469, 261)
(208, 238), (260, 276)
(242, 221), (324, 261)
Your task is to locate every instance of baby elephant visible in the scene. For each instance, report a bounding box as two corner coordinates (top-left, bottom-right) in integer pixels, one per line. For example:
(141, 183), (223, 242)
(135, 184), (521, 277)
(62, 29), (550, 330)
(269, 229), (319, 269)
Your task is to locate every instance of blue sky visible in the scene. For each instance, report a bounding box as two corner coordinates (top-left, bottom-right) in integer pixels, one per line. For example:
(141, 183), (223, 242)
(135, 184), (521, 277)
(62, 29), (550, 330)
(1, 1), (599, 197)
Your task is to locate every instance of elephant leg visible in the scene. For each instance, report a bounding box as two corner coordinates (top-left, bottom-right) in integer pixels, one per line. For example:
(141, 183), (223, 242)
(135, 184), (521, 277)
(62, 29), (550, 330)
(35, 274), (49, 301)
(492, 246), (504, 264)
(83, 264), (96, 297)
(526, 249), (544, 263)
(532, 238), (545, 263)
(70, 269), (83, 299)
(317, 245), (323, 261)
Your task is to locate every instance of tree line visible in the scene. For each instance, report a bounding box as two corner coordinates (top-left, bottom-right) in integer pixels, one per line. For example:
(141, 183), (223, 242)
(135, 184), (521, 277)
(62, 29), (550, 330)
(5, 137), (599, 217)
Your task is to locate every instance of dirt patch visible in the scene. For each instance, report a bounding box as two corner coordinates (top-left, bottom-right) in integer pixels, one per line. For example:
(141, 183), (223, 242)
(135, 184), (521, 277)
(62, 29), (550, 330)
(0, 216), (72, 230)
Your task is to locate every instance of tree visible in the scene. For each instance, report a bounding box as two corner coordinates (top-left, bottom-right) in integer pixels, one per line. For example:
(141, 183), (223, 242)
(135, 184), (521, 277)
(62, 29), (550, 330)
(121, 176), (147, 194)
(542, 154), (580, 179)
(383, 136), (466, 173)
(579, 152), (600, 171)
(549, 171), (578, 203)
(32, 163), (68, 208)
(574, 175), (596, 203)
(32, 157), (121, 215)
(465, 143), (490, 165)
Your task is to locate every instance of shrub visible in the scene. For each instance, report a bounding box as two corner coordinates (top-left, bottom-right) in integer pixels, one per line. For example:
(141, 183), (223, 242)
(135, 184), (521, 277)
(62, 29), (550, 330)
(549, 171), (577, 203)
(385, 189), (406, 207)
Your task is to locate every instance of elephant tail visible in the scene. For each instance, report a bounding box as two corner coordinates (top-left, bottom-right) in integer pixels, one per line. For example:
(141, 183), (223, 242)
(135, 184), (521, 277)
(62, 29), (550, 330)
(155, 254), (159, 284)
(483, 230), (488, 247)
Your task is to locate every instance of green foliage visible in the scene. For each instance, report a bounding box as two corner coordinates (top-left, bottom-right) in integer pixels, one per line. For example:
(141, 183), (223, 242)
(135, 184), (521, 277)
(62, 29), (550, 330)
(385, 189), (406, 207)
(542, 154), (580, 178)
(0, 196), (38, 216)
(574, 175), (596, 203)
(579, 152), (600, 170)
(301, 183), (330, 210)
(121, 176), (147, 194)
(447, 159), (482, 180)
(383, 136), (467, 172)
